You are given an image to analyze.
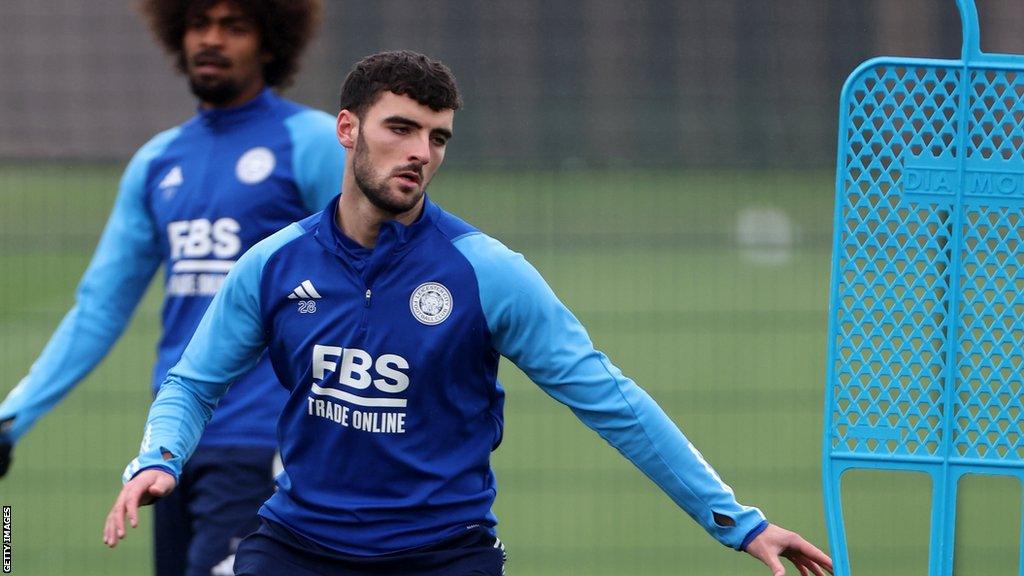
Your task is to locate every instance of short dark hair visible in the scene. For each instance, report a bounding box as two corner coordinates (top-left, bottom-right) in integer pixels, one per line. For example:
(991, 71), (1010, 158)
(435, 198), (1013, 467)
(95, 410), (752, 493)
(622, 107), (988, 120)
(339, 51), (462, 117)
(138, 0), (322, 88)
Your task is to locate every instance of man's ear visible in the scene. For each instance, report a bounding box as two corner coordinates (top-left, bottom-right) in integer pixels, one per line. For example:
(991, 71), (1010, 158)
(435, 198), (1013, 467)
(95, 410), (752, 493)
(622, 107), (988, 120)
(337, 110), (359, 149)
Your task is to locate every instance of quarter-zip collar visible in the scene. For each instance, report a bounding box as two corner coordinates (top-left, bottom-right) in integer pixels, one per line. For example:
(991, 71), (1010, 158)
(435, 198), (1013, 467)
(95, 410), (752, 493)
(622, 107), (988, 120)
(314, 193), (439, 275)
(196, 87), (276, 129)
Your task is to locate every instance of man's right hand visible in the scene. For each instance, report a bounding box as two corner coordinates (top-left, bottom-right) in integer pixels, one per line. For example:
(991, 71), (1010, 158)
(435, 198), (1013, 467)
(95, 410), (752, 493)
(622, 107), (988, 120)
(103, 468), (177, 548)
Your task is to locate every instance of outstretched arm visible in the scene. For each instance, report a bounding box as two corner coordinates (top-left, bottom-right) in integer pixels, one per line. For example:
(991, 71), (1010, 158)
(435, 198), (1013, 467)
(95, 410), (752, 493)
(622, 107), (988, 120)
(456, 233), (832, 571)
(0, 130), (178, 475)
(103, 222), (306, 547)
(0, 132), (174, 475)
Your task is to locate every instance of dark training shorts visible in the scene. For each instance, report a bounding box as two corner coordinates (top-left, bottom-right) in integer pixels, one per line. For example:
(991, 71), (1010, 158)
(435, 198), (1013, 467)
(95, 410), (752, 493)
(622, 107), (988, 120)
(154, 445), (277, 576)
(233, 518), (507, 576)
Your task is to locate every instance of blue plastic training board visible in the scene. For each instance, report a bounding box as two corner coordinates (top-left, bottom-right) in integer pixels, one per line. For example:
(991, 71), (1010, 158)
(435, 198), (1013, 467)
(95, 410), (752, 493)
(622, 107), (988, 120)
(824, 1), (1024, 574)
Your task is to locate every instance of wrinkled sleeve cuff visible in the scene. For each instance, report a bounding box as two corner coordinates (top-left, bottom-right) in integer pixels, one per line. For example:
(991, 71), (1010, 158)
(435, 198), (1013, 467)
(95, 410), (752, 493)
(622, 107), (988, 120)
(122, 454), (180, 484)
(739, 520), (770, 551)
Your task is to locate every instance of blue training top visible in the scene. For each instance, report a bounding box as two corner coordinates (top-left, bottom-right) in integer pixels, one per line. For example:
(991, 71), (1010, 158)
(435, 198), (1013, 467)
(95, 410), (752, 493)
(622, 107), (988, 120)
(0, 88), (344, 449)
(126, 194), (768, 554)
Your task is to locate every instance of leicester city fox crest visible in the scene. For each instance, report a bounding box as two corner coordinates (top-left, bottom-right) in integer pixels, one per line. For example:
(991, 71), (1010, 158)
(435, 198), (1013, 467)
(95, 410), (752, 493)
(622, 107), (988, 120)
(236, 147), (276, 184)
(410, 282), (452, 325)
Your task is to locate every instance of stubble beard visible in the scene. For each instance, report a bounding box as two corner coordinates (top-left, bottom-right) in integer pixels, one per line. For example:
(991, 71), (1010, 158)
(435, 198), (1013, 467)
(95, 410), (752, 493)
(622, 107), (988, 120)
(352, 131), (425, 215)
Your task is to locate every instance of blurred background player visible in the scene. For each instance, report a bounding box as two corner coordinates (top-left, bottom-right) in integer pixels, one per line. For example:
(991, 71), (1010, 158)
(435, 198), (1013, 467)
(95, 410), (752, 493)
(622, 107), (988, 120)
(0, 1), (342, 574)
(105, 50), (832, 576)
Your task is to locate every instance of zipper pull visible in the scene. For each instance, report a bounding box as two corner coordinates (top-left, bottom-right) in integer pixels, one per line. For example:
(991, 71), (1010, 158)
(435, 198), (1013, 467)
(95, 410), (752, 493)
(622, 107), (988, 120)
(364, 289), (372, 307)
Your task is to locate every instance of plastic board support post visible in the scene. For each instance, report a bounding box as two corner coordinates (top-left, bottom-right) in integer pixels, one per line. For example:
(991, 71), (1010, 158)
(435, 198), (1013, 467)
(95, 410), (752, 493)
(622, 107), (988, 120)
(823, 1), (1024, 574)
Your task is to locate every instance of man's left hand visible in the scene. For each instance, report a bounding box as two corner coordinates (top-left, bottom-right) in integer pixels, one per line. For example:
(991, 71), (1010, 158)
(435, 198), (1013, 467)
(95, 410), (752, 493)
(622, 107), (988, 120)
(0, 433), (11, 478)
(744, 523), (833, 576)
(0, 417), (14, 479)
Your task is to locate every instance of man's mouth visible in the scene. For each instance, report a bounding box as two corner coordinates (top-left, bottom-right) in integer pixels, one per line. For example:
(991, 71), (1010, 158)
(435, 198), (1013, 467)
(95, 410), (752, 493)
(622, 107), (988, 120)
(394, 171), (422, 186)
(191, 53), (231, 74)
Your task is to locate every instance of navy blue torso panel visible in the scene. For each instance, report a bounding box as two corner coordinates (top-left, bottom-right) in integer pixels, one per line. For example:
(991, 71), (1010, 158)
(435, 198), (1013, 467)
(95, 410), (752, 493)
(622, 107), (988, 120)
(257, 200), (505, 553)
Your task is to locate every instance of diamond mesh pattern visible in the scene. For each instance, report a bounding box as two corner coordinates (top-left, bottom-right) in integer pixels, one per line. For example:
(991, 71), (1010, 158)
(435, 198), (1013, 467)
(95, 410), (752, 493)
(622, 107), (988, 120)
(954, 207), (1024, 460)
(951, 70), (1024, 462)
(967, 70), (1024, 161)
(830, 65), (961, 457)
(830, 62), (1024, 468)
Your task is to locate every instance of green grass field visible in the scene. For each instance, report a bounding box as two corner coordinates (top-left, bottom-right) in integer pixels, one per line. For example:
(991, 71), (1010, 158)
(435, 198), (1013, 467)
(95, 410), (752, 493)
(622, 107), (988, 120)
(0, 164), (1018, 575)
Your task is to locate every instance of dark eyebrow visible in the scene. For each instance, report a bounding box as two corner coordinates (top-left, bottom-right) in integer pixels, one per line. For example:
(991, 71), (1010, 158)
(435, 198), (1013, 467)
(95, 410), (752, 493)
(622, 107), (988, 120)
(383, 115), (453, 141)
(432, 127), (453, 141)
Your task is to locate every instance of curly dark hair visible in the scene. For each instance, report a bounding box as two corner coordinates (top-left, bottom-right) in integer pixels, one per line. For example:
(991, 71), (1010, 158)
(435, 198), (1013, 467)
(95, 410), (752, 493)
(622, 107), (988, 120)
(138, 0), (322, 88)
(339, 51), (462, 117)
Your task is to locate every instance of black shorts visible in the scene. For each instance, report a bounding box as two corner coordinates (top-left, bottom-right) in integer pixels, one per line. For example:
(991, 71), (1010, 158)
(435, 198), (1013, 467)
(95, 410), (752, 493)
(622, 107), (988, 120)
(233, 518), (507, 576)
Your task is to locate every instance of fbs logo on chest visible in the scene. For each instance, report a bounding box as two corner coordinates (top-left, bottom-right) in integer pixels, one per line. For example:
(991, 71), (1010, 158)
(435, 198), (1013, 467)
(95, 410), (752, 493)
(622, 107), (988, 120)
(309, 345), (411, 434)
(312, 345), (410, 402)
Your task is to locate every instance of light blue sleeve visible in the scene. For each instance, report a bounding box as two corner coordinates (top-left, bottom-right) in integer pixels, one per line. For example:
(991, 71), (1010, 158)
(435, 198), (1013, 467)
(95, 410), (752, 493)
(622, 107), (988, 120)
(0, 129), (178, 441)
(454, 232), (768, 550)
(121, 223), (305, 483)
(285, 109), (344, 213)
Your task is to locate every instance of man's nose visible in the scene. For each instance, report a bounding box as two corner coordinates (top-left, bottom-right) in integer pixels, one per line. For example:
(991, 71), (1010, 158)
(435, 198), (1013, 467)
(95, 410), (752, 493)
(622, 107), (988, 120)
(199, 25), (225, 48)
(407, 135), (431, 166)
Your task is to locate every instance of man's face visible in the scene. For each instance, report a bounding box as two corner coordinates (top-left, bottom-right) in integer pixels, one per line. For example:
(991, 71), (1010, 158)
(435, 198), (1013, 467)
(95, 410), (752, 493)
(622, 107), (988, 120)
(182, 2), (267, 108)
(348, 92), (454, 215)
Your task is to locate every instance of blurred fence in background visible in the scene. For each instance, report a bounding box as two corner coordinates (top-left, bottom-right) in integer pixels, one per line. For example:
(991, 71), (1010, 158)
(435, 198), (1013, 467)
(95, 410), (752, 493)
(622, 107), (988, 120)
(2, 1), (1024, 575)
(4, 1), (1024, 166)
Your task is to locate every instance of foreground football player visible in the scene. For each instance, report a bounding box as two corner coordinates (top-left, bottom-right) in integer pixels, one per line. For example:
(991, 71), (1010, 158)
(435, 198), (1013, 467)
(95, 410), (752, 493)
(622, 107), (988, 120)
(104, 51), (831, 576)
